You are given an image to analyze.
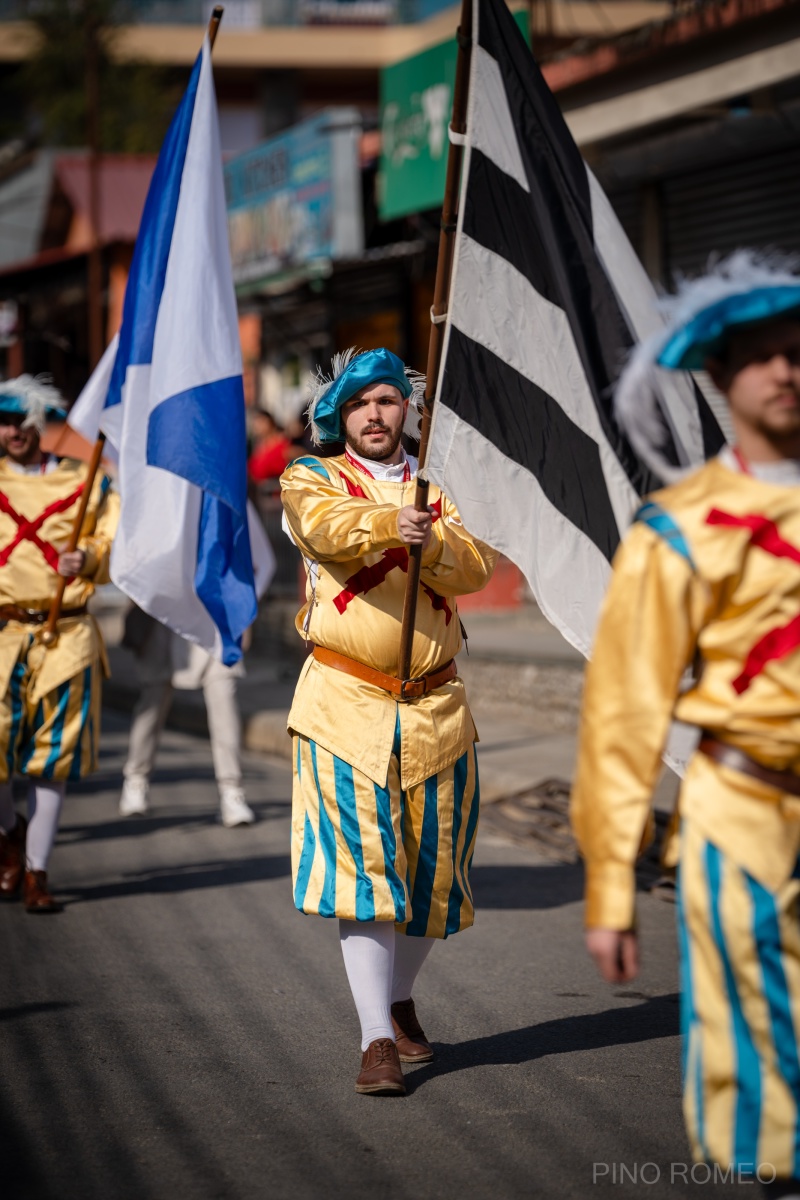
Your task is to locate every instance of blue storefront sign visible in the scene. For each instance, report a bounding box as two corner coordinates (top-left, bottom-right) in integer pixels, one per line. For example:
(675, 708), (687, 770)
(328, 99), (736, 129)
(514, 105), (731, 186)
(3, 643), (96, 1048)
(225, 107), (364, 288)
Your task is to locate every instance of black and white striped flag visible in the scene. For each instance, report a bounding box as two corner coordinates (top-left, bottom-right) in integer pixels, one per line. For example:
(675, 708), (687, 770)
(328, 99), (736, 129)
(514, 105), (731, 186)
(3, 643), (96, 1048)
(427, 0), (724, 656)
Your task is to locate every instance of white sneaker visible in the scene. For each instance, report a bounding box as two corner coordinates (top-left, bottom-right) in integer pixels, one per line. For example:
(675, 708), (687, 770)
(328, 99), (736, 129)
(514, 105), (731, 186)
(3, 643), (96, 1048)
(119, 776), (150, 817)
(219, 786), (255, 828)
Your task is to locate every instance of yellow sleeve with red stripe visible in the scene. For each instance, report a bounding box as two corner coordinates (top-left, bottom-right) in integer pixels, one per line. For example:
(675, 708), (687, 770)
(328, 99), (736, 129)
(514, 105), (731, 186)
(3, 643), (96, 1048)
(570, 518), (708, 930)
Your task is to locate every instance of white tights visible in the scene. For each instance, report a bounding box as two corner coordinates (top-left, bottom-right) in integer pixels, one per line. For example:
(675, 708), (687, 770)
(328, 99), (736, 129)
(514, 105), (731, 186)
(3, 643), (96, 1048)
(339, 920), (435, 1051)
(0, 781), (65, 871)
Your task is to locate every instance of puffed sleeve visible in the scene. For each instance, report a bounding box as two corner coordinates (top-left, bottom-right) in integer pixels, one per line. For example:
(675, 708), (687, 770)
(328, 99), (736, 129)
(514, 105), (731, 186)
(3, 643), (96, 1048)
(419, 496), (498, 596)
(570, 518), (707, 931)
(78, 474), (120, 585)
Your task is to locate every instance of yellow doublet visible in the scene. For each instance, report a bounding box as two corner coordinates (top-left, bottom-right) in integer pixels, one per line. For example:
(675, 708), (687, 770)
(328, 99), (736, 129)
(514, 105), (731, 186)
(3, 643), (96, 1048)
(0, 458), (119, 780)
(281, 453), (495, 934)
(281, 455), (496, 789)
(572, 457), (800, 930)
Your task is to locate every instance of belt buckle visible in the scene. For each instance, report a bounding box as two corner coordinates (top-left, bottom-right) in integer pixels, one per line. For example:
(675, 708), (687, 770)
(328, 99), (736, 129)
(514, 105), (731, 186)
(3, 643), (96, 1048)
(399, 676), (426, 701)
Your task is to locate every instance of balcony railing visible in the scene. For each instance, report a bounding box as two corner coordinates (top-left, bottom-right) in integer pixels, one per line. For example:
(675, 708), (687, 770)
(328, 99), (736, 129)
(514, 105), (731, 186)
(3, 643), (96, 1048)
(0, 0), (458, 26)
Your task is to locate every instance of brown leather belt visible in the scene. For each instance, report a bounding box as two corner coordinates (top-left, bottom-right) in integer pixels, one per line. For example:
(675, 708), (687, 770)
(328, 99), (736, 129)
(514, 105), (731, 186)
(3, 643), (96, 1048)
(699, 733), (800, 799)
(313, 645), (457, 701)
(0, 605), (88, 625)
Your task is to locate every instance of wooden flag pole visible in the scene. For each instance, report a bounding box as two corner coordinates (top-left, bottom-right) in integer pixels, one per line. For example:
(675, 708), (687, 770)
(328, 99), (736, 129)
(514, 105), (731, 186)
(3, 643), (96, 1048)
(397, 0), (472, 683)
(41, 5), (226, 648)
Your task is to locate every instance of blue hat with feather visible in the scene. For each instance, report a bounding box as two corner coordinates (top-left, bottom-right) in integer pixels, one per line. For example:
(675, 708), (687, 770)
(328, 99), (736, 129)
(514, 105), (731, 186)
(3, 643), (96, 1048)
(306, 347), (425, 445)
(0, 375), (66, 432)
(614, 251), (800, 482)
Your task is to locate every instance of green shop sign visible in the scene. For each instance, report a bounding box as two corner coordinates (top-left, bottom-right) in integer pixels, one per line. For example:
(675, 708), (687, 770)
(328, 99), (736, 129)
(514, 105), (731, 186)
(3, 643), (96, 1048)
(379, 9), (529, 222)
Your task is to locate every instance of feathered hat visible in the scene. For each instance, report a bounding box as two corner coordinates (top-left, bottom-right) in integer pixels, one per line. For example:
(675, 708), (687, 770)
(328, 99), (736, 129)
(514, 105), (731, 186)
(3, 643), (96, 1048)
(0, 374), (66, 433)
(615, 250), (800, 481)
(306, 347), (425, 446)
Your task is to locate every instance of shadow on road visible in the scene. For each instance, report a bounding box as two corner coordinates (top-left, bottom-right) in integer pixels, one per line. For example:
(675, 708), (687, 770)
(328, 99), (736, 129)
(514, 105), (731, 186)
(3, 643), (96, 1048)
(0, 1001), (78, 1022)
(58, 802), (290, 845)
(405, 993), (680, 1093)
(70, 762), (280, 792)
(62, 854), (292, 904)
(470, 862), (583, 909)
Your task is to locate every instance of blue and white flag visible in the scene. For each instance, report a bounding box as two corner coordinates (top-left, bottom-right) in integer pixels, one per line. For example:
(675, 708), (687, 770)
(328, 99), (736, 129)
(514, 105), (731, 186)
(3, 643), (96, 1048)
(71, 37), (256, 665)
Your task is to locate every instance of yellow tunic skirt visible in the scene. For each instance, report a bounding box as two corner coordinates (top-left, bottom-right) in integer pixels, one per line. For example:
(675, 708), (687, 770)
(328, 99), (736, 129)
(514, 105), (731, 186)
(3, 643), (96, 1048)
(679, 815), (800, 1177)
(0, 632), (101, 782)
(291, 715), (479, 938)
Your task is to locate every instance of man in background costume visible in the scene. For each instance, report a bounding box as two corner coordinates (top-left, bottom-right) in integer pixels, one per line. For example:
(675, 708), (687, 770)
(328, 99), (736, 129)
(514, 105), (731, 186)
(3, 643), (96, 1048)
(0, 376), (119, 912)
(571, 254), (800, 1198)
(118, 508), (274, 827)
(281, 348), (496, 1096)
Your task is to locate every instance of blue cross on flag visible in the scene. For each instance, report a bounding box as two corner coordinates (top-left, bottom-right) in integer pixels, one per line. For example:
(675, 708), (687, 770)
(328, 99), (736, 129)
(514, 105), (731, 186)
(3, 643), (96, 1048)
(70, 35), (257, 665)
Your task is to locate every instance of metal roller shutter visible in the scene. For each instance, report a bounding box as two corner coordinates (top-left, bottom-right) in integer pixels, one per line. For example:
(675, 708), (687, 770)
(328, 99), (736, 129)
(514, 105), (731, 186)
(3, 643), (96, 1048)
(663, 145), (800, 277)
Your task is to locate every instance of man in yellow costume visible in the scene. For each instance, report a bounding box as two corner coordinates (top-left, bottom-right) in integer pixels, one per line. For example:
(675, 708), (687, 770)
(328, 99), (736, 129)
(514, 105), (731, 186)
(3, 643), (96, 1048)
(0, 376), (118, 913)
(571, 253), (800, 1197)
(281, 347), (495, 1096)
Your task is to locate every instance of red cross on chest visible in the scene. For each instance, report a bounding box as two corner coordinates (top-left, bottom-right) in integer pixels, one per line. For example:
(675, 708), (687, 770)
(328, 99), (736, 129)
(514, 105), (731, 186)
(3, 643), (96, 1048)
(706, 507), (800, 693)
(331, 468), (452, 625)
(0, 484), (85, 572)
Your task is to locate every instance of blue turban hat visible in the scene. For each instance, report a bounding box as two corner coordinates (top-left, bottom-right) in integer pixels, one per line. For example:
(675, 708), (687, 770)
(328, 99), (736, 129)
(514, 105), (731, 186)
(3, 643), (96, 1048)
(657, 283), (800, 370)
(612, 251), (800, 484)
(0, 375), (66, 432)
(307, 347), (420, 445)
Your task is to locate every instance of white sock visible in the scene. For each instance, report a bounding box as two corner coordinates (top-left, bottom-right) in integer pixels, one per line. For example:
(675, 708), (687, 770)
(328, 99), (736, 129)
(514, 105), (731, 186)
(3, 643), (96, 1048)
(26, 781), (65, 872)
(0, 782), (18, 834)
(391, 934), (435, 1004)
(339, 919), (396, 1051)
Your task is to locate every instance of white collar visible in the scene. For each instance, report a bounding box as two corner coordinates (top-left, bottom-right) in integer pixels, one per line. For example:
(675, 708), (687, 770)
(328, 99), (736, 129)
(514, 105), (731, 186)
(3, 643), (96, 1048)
(720, 445), (800, 486)
(345, 446), (418, 482)
(6, 453), (58, 476)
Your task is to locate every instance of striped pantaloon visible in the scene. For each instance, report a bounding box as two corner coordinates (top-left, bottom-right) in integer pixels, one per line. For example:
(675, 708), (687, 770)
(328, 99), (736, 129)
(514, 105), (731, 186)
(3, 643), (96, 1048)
(291, 720), (479, 938)
(0, 635), (101, 783)
(678, 818), (800, 1177)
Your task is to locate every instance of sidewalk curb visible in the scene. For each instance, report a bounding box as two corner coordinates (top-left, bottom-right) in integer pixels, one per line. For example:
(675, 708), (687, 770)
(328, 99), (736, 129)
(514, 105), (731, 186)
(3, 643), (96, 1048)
(243, 710), (293, 760)
(103, 679), (295, 761)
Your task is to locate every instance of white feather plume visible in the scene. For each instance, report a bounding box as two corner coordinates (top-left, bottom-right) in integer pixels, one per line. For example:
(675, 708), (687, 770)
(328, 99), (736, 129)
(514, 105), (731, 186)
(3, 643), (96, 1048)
(614, 335), (688, 483)
(403, 367), (426, 441)
(306, 347), (426, 446)
(0, 373), (65, 433)
(306, 346), (359, 445)
(614, 250), (800, 483)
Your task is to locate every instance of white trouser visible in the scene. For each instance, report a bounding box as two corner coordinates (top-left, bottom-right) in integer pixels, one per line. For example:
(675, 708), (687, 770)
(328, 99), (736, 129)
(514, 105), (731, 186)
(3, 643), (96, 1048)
(123, 674), (242, 788)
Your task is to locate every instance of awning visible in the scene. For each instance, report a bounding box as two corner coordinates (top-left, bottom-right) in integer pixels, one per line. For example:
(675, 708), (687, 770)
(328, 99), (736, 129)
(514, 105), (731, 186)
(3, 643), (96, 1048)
(563, 36), (800, 146)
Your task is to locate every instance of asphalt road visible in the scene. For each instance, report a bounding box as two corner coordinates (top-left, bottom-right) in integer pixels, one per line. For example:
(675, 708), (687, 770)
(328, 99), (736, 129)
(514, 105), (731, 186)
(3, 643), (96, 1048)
(2, 712), (745, 1200)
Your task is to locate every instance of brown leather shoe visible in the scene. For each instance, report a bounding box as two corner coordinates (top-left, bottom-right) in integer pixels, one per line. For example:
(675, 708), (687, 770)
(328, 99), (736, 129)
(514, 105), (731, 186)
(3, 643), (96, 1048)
(391, 998), (434, 1062)
(355, 1038), (406, 1095)
(22, 869), (63, 914)
(0, 815), (27, 900)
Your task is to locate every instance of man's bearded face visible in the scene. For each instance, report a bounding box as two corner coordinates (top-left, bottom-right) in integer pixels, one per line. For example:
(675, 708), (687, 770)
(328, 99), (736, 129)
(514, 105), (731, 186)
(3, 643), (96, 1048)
(709, 317), (800, 445)
(341, 383), (408, 462)
(0, 412), (40, 465)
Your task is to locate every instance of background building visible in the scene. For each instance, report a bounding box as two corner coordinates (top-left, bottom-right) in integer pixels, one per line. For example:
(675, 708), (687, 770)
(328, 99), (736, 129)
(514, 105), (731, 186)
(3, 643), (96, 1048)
(0, 0), (797, 606)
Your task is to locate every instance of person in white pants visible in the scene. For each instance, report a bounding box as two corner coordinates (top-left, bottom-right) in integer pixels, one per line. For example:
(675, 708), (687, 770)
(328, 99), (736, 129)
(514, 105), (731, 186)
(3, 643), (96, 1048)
(119, 618), (255, 827)
(119, 499), (275, 827)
